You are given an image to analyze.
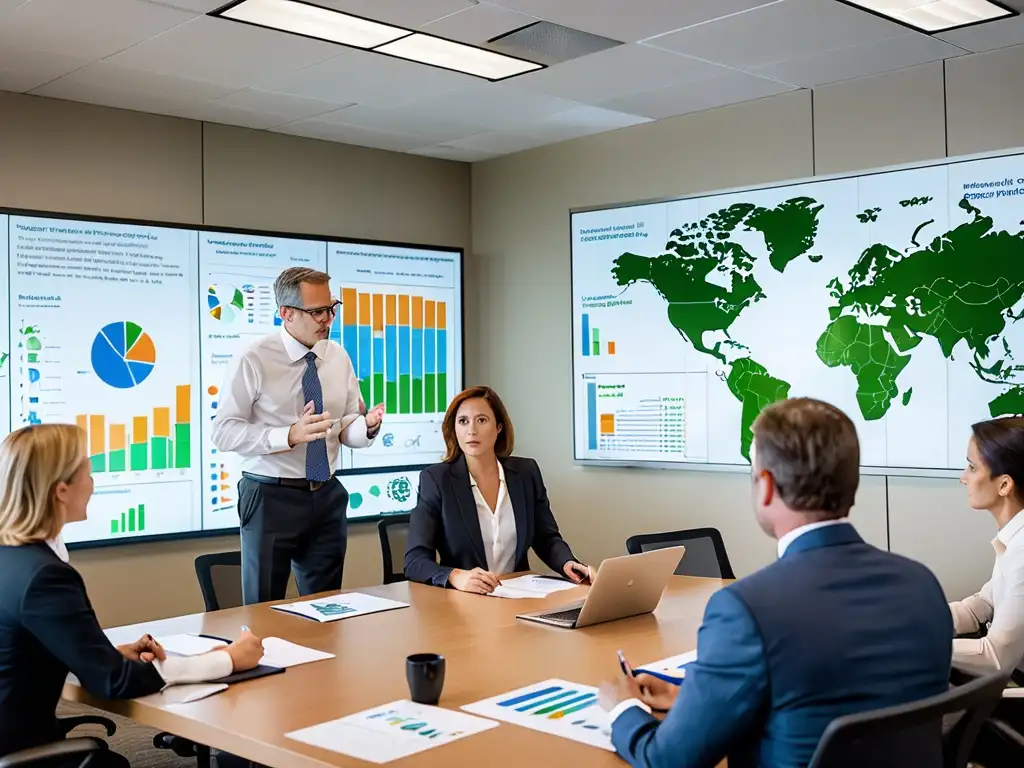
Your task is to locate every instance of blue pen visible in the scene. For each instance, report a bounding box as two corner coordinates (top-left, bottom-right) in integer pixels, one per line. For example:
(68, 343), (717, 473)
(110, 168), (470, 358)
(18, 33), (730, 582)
(241, 625), (249, 634)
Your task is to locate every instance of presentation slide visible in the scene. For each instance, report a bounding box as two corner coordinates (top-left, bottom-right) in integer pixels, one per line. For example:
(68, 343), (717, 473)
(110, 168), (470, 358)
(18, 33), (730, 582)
(0, 211), (463, 547)
(571, 151), (1024, 475)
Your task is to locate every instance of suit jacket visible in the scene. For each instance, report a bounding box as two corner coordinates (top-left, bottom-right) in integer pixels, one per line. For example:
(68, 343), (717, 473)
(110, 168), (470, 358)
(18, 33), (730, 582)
(404, 456), (577, 587)
(612, 523), (953, 768)
(0, 543), (165, 757)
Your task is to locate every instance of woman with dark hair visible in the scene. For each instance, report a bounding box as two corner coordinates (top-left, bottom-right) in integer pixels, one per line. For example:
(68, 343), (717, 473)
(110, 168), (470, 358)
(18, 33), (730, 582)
(403, 386), (590, 593)
(950, 416), (1024, 678)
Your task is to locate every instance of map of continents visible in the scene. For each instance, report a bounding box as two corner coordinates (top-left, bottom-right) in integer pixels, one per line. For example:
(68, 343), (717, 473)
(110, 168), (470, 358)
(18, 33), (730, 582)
(611, 196), (1024, 460)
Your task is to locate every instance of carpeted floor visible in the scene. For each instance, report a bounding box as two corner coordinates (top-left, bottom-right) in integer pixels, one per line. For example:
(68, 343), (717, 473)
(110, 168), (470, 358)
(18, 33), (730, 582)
(57, 700), (198, 768)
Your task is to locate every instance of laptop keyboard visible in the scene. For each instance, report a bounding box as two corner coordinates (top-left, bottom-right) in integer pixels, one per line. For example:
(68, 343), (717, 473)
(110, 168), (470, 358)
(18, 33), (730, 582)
(539, 606), (583, 624)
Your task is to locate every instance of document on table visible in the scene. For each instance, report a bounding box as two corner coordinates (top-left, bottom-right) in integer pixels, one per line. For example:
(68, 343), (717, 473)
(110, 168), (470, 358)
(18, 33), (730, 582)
(259, 637), (335, 668)
(286, 700), (498, 763)
(102, 629), (226, 657)
(138, 683), (229, 706)
(270, 592), (409, 623)
(486, 575), (583, 599)
(635, 650), (697, 681)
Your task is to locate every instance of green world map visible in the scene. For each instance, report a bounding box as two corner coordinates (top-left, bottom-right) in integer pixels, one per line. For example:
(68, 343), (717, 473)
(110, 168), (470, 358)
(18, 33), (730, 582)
(611, 196), (1024, 460)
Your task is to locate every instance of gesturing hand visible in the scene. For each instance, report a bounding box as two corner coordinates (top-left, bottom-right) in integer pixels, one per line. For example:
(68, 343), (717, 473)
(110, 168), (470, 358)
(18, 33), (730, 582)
(288, 401), (334, 447)
(448, 567), (500, 594)
(365, 403), (385, 431)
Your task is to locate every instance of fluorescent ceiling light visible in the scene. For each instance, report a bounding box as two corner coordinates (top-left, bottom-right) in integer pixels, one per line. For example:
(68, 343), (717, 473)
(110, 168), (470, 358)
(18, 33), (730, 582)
(374, 34), (543, 81)
(218, 0), (409, 49)
(843, 0), (1014, 32)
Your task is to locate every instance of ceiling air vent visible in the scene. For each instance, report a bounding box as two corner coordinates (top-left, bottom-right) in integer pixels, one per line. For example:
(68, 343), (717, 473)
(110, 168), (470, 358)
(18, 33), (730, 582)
(486, 21), (623, 66)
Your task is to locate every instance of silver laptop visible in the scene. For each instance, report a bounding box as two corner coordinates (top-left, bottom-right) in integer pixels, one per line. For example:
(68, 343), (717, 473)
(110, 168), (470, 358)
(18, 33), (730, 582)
(516, 546), (685, 629)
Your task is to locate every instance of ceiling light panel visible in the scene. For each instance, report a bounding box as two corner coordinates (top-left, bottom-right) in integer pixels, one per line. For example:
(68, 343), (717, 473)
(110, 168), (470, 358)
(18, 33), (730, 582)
(217, 0), (409, 48)
(842, 0), (1014, 32)
(374, 33), (543, 80)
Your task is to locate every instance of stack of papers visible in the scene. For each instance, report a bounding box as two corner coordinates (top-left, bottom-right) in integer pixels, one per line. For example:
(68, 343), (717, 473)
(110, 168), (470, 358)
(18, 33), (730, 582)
(487, 575), (583, 600)
(271, 592), (409, 623)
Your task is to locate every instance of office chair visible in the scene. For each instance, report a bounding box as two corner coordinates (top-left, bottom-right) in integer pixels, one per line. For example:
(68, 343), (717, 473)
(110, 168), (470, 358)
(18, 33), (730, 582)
(625, 528), (735, 579)
(0, 737), (104, 768)
(194, 551), (243, 612)
(378, 514), (411, 584)
(806, 669), (1011, 768)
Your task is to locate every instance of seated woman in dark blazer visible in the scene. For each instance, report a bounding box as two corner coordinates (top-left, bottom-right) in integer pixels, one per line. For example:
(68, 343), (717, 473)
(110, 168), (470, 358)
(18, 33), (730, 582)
(0, 424), (265, 765)
(404, 386), (590, 593)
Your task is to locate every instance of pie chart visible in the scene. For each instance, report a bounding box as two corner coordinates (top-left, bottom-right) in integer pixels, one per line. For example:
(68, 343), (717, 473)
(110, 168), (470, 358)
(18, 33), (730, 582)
(91, 321), (156, 389)
(208, 284), (245, 323)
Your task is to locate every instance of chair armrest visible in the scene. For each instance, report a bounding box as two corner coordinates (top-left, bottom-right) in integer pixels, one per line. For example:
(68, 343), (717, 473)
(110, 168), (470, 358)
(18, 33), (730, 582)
(0, 737), (103, 768)
(59, 715), (116, 737)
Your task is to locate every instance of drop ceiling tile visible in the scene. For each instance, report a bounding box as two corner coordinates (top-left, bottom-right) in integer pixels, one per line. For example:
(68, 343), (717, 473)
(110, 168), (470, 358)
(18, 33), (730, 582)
(753, 32), (965, 87)
(0, 46), (89, 92)
(486, 0), (781, 42)
(106, 15), (342, 88)
(505, 43), (729, 103)
(938, 13), (1024, 53)
(0, 0), (29, 11)
(524, 105), (652, 142)
(647, 0), (911, 70)
(212, 88), (347, 120)
(421, 3), (538, 44)
(273, 118), (435, 152)
(259, 48), (475, 106)
(410, 144), (498, 162)
(0, 0), (196, 60)
(599, 70), (797, 120)
(438, 130), (549, 154)
(137, 0), (219, 11)
(313, 103), (488, 144)
(40, 62), (235, 102)
(170, 101), (306, 130)
(30, 78), (194, 117)
(304, 0), (476, 27)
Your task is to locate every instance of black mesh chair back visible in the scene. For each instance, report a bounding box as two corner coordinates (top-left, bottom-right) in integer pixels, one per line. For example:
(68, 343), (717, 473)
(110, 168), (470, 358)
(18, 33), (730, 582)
(625, 528), (735, 579)
(194, 551), (243, 612)
(807, 669), (1011, 768)
(378, 515), (410, 584)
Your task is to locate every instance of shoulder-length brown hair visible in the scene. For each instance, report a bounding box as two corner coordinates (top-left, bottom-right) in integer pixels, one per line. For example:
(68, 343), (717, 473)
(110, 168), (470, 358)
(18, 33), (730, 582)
(442, 386), (515, 463)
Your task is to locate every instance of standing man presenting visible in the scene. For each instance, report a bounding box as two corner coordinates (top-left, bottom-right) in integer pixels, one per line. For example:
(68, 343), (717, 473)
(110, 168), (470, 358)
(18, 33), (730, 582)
(212, 267), (384, 605)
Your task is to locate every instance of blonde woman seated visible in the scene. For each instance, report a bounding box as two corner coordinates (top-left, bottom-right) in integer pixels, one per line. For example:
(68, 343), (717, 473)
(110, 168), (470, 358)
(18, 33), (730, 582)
(404, 386), (590, 593)
(0, 424), (265, 766)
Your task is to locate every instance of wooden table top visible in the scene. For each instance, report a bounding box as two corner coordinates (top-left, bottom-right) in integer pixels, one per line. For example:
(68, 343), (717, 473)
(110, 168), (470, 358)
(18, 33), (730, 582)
(66, 576), (726, 768)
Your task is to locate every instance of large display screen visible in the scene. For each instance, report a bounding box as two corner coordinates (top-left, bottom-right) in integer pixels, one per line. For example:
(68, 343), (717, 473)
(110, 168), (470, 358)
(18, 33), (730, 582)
(571, 149), (1024, 476)
(3, 210), (462, 546)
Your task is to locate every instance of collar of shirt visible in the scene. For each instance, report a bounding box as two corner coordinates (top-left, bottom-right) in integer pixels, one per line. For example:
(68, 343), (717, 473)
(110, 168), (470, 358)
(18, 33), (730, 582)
(469, 459), (505, 488)
(777, 518), (851, 558)
(280, 327), (323, 363)
(994, 510), (1024, 556)
(45, 536), (69, 563)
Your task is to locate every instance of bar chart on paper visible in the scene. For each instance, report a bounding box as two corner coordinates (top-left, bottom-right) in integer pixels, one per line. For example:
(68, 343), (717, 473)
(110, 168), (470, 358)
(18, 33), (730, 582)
(463, 679), (613, 751)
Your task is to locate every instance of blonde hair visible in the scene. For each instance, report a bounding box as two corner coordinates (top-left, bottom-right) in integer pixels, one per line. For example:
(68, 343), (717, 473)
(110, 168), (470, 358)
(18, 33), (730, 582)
(0, 424), (86, 546)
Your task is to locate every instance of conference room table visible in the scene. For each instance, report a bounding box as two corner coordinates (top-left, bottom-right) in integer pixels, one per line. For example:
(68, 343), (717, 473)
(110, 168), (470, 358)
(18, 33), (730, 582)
(65, 575), (728, 767)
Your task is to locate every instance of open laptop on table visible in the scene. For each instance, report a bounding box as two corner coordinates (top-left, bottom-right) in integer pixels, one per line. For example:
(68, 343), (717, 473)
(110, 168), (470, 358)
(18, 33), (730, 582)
(516, 545), (685, 629)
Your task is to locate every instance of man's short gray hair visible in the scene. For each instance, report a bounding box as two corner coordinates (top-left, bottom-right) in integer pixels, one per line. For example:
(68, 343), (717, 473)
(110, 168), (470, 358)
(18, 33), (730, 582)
(274, 267), (330, 308)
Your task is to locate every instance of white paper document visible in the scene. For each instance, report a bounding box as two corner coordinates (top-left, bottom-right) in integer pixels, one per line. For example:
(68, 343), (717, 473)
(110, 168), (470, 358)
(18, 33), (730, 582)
(139, 683), (229, 706)
(635, 650), (697, 680)
(486, 575), (583, 599)
(158, 634), (228, 657)
(463, 678), (613, 751)
(286, 700), (498, 763)
(259, 637), (335, 668)
(270, 592), (409, 623)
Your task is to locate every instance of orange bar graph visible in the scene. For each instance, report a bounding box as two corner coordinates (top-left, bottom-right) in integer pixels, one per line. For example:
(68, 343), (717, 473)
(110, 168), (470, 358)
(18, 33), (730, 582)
(600, 414), (615, 434)
(412, 296), (423, 329)
(109, 424), (126, 452)
(358, 293), (371, 325)
(89, 415), (105, 457)
(399, 295), (410, 325)
(608, 341), (616, 355)
(385, 295), (396, 325)
(425, 300), (436, 329)
(133, 416), (148, 444)
(342, 288), (357, 325)
(437, 301), (447, 328)
(372, 294), (384, 332)
(153, 407), (170, 438)
(175, 385), (190, 423)
(75, 415), (87, 451)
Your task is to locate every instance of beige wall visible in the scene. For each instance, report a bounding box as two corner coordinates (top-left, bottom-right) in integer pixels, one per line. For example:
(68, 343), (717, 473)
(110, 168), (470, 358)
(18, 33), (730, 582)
(472, 44), (1024, 602)
(0, 92), (471, 627)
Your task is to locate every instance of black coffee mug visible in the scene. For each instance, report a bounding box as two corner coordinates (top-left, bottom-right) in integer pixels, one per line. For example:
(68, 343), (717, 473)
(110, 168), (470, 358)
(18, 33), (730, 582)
(406, 653), (446, 705)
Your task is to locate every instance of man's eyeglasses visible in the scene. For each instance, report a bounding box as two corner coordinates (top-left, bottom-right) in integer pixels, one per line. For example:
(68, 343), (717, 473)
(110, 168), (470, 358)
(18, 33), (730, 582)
(283, 300), (341, 322)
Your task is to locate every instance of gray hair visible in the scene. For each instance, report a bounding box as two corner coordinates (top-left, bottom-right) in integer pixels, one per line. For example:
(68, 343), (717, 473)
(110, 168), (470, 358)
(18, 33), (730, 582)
(274, 267), (330, 308)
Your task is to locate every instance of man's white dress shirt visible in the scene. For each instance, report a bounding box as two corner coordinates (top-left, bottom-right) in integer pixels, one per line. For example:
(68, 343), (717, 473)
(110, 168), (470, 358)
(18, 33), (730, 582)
(210, 328), (373, 477)
(950, 509), (1024, 677)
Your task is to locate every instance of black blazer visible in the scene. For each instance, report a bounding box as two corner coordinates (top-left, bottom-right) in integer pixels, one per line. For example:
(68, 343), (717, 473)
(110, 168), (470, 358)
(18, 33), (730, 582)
(404, 456), (577, 587)
(0, 543), (164, 757)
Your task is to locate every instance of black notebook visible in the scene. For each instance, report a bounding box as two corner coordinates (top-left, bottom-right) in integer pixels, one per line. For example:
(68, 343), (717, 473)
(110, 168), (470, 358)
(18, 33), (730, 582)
(209, 664), (285, 685)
